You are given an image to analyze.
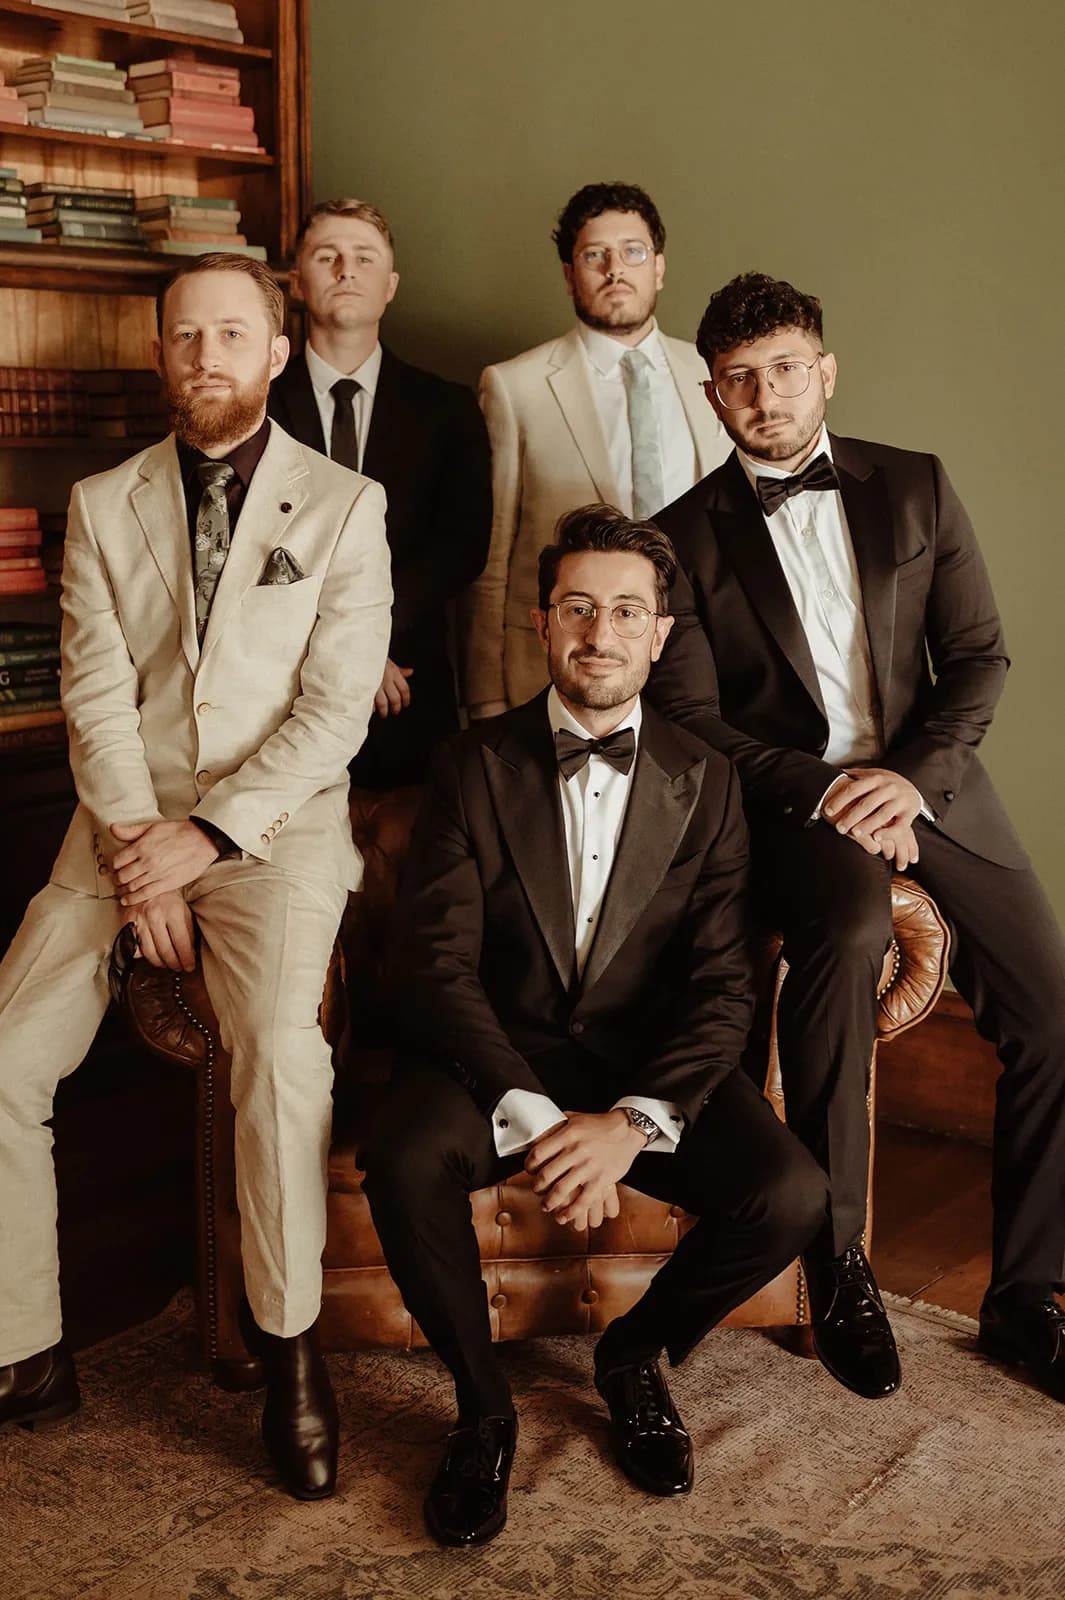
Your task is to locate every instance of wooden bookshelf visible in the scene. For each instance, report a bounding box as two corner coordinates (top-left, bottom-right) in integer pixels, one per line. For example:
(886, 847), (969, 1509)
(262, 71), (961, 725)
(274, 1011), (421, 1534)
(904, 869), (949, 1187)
(0, 0), (311, 929)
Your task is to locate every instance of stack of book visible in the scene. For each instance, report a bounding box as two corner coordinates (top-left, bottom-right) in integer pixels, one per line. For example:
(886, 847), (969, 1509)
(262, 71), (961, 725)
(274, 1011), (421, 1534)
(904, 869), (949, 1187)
(0, 169), (43, 244)
(129, 57), (263, 152)
(124, 0), (245, 44)
(0, 369), (87, 437)
(14, 55), (147, 139)
(0, 509), (47, 596)
(39, 513), (67, 589)
(0, 620), (64, 755)
(76, 370), (169, 439)
(0, 69), (30, 128)
(135, 192), (263, 257)
(24, 183), (141, 249)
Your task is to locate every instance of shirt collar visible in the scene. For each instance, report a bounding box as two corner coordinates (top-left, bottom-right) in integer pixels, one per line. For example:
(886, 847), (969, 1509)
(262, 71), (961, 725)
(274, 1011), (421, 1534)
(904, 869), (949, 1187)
(578, 317), (666, 378)
(547, 684), (643, 743)
(176, 412), (271, 492)
(305, 339), (383, 400)
(737, 423), (833, 489)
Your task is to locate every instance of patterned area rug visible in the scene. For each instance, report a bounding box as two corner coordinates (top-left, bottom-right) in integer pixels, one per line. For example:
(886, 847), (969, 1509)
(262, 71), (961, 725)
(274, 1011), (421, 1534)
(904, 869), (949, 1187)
(4, 1293), (1064, 1600)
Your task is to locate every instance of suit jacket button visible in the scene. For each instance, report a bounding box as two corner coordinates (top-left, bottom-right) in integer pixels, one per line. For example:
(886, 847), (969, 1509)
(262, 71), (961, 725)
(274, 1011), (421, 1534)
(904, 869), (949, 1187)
(196, 769), (210, 784)
(261, 832), (270, 846)
(571, 1020), (585, 1036)
(280, 811), (289, 823)
(944, 789), (955, 802)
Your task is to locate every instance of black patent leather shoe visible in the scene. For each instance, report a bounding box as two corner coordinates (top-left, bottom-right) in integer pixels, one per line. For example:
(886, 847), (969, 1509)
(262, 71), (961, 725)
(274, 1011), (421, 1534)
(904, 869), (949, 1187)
(256, 1325), (339, 1501)
(424, 1415), (517, 1546)
(806, 1246), (901, 1400)
(0, 1340), (80, 1431)
(978, 1296), (1065, 1403)
(594, 1358), (693, 1496)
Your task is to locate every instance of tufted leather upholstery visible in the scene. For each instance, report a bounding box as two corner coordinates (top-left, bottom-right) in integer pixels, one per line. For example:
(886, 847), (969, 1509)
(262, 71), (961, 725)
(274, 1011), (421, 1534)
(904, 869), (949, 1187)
(115, 786), (949, 1388)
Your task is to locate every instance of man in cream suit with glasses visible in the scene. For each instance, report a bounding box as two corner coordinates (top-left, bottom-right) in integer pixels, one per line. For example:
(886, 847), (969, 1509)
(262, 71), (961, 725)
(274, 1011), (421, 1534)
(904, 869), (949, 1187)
(0, 255), (391, 1502)
(463, 181), (730, 719)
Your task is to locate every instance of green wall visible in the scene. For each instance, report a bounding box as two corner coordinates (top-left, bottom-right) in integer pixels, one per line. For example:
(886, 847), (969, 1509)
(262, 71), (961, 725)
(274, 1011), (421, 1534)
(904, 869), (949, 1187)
(311, 0), (1065, 918)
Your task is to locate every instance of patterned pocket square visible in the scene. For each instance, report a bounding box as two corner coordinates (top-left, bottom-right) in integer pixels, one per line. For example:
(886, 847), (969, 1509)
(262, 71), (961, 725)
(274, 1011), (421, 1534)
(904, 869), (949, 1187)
(258, 548), (306, 586)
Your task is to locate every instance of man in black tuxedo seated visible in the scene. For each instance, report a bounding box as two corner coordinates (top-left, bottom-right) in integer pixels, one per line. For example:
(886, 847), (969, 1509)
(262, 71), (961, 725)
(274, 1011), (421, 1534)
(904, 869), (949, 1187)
(362, 505), (828, 1547)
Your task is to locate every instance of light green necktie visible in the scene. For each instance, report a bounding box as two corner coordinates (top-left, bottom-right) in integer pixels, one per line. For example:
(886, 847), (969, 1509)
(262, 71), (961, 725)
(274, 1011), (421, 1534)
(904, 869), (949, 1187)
(193, 460), (236, 641)
(620, 347), (665, 520)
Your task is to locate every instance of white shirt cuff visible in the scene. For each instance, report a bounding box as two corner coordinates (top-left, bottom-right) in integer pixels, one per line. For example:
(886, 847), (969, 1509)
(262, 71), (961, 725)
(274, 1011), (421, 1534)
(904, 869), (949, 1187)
(612, 1095), (683, 1153)
(493, 1089), (566, 1157)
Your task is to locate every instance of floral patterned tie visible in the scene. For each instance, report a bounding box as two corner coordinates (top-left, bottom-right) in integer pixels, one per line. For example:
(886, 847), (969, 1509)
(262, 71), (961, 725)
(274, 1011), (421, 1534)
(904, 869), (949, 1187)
(193, 460), (236, 641)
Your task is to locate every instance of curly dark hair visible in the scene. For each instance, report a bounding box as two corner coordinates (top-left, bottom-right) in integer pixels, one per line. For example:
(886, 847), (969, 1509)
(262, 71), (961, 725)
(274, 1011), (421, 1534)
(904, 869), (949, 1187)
(552, 182), (665, 264)
(696, 272), (823, 370)
(537, 504), (677, 614)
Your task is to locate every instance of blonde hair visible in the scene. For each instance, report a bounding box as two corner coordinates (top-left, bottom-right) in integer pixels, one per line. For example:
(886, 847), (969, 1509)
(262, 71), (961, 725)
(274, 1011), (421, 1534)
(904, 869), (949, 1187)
(294, 199), (395, 258)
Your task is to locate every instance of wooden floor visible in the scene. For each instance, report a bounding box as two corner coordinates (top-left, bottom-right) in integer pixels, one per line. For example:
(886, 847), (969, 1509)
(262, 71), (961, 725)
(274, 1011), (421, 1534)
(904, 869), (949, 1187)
(50, 1035), (996, 1349)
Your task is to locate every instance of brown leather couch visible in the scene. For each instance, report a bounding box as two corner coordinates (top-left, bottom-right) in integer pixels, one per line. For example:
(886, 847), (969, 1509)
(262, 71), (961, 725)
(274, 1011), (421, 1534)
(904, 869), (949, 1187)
(116, 787), (949, 1390)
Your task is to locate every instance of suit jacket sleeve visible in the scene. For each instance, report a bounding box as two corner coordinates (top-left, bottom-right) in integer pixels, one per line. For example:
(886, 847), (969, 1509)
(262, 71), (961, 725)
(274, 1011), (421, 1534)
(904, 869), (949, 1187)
(628, 760), (755, 1124)
(60, 480), (165, 852)
(881, 455), (1009, 811)
(390, 386), (492, 638)
(193, 478), (392, 854)
(390, 740), (552, 1112)
(648, 554), (843, 823)
(461, 364), (521, 715)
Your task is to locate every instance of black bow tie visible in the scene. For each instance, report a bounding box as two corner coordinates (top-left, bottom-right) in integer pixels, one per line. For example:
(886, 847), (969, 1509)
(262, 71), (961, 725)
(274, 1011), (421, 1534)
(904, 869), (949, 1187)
(755, 452), (840, 516)
(554, 726), (636, 781)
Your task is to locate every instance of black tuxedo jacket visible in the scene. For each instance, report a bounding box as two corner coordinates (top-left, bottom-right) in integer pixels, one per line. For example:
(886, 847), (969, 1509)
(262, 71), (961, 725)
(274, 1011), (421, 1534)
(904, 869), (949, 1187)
(268, 346), (492, 785)
(647, 435), (1027, 868)
(390, 692), (753, 1129)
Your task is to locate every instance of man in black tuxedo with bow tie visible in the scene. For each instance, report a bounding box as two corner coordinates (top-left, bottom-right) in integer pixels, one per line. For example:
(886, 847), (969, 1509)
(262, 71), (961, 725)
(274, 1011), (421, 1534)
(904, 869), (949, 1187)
(648, 271), (1065, 1407)
(362, 504), (828, 1546)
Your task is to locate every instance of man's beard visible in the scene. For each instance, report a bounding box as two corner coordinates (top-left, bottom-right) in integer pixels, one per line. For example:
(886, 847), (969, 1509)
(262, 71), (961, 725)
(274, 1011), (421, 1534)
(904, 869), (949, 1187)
(573, 279), (658, 337)
(721, 395), (826, 465)
(550, 643), (647, 711)
(164, 364), (271, 451)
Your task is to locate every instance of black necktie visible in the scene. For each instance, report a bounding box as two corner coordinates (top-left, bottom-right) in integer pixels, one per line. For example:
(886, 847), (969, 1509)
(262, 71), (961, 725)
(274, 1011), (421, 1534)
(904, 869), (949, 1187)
(329, 377), (359, 470)
(554, 726), (637, 781)
(755, 452), (840, 517)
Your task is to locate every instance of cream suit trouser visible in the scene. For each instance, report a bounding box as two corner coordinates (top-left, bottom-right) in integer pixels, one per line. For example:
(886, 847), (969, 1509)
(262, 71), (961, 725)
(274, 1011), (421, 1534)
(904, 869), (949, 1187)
(0, 860), (347, 1365)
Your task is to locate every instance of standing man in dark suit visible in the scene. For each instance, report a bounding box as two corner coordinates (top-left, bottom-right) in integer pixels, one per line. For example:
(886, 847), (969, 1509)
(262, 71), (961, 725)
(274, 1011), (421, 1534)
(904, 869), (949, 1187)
(269, 199), (492, 788)
(362, 505), (828, 1547)
(648, 271), (1065, 1406)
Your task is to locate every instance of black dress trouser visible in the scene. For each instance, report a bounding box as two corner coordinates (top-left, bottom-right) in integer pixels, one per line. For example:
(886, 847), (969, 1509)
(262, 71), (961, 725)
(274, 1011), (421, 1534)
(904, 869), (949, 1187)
(754, 814), (1065, 1298)
(362, 1060), (828, 1420)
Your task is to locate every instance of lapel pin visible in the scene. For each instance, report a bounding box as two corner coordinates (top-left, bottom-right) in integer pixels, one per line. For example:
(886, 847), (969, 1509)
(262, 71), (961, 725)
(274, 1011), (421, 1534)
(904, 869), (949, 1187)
(280, 501), (292, 513)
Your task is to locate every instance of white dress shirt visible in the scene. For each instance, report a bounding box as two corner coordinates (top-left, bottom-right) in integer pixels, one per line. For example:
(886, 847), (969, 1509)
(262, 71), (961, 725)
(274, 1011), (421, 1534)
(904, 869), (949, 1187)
(579, 320), (697, 515)
(493, 688), (684, 1158)
(304, 341), (383, 472)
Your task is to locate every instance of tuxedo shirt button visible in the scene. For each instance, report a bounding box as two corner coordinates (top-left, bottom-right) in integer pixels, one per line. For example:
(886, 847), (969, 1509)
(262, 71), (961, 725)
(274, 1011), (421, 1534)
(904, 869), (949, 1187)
(497, 1117), (509, 1129)
(782, 804), (794, 816)
(944, 790), (955, 802)
(571, 1020), (585, 1036)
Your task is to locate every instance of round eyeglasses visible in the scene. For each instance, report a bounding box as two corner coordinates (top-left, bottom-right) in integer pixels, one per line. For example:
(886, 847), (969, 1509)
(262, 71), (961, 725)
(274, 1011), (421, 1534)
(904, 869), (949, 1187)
(575, 241), (651, 271)
(705, 357), (823, 411)
(553, 600), (660, 639)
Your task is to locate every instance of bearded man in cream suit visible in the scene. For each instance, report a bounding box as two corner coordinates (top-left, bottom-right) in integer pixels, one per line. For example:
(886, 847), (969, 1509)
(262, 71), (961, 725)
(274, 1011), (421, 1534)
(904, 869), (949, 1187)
(463, 182), (730, 718)
(0, 256), (391, 1501)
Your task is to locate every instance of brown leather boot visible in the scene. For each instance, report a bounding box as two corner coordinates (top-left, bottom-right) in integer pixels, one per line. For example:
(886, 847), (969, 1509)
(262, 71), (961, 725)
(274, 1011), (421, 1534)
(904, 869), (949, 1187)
(0, 1341), (80, 1430)
(255, 1323), (339, 1501)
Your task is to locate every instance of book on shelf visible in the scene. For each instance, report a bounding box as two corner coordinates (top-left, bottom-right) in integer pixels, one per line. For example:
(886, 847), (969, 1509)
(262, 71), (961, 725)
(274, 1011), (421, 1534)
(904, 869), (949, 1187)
(27, 204), (137, 225)
(28, 0), (134, 15)
(131, 72), (241, 100)
(0, 205), (28, 223)
(147, 239), (266, 258)
(135, 191), (239, 211)
(144, 126), (264, 151)
(19, 91), (138, 115)
(0, 554), (43, 570)
(125, 6), (245, 44)
(0, 573), (49, 595)
(28, 107), (147, 134)
(0, 179), (26, 196)
(140, 225), (246, 243)
(138, 207), (241, 230)
(25, 186), (136, 213)
(0, 720), (67, 754)
(129, 58), (240, 80)
(40, 221), (143, 240)
(0, 625), (60, 650)
(0, 706), (65, 735)
(0, 102), (30, 126)
(137, 99), (256, 129)
(0, 509), (41, 530)
(127, 0), (241, 20)
(0, 661), (60, 688)
(0, 678), (59, 702)
(14, 65), (131, 95)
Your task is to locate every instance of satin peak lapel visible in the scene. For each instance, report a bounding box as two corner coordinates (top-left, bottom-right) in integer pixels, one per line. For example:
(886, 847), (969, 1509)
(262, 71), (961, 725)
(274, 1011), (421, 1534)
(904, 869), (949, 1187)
(834, 448), (897, 726)
(712, 463), (826, 717)
(131, 437), (199, 673)
(483, 714), (576, 993)
(546, 333), (620, 505)
(581, 732), (704, 993)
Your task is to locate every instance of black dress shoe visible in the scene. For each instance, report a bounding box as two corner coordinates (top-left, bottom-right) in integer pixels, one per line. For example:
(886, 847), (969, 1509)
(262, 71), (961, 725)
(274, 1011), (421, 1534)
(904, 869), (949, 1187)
(594, 1358), (693, 1496)
(0, 1341), (80, 1431)
(424, 1415), (517, 1546)
(255, 1325), (339, 1501)
(978, 1296), (1065, 1403)
(806, 1246), (901, 1400)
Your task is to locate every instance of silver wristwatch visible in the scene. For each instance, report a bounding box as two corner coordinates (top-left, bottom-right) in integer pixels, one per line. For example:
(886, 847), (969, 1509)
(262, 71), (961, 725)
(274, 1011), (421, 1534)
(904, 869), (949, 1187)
(624, 1107), (660, 1145)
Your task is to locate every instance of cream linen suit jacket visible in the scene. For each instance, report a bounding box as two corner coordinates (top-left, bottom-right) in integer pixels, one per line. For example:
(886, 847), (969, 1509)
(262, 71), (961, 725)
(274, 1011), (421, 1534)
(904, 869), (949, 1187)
(51, 421), (392, 899)
(462, 327), (730, 715)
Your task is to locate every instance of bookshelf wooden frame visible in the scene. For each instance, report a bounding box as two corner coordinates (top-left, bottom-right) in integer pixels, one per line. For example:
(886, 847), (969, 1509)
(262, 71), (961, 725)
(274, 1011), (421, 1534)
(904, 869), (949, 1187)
(0, 2), (272, 61)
